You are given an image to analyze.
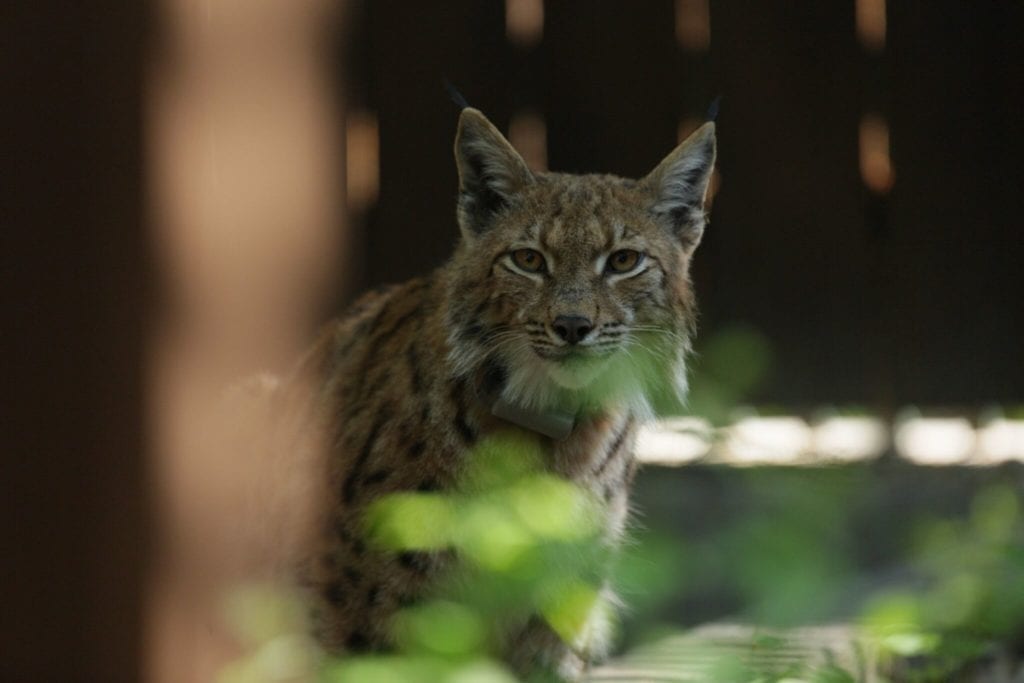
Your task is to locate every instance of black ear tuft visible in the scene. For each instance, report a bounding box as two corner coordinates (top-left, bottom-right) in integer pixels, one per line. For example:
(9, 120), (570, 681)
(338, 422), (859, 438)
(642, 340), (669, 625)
(644, 122), (717, 251)
(454, 109), (533, 237)
(705, 96), (721, 123)
(443, 78), (470, 110)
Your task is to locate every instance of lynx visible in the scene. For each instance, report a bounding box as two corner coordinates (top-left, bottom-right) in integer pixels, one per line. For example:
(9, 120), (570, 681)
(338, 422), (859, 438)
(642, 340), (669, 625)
(296, 106), (716, 679)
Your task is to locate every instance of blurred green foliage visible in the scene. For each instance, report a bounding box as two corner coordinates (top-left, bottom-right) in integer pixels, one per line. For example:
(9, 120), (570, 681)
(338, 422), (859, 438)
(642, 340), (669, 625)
(684, 324), (774, 424)
(219, 583), (322, 683)
(344, 431), (613, 681)
(860, 484), (1024, 681)
(220, 323), (1024, 682)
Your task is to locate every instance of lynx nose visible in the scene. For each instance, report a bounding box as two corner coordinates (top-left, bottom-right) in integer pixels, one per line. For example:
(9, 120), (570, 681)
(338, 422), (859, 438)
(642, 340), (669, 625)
(552, 315), (593, 345)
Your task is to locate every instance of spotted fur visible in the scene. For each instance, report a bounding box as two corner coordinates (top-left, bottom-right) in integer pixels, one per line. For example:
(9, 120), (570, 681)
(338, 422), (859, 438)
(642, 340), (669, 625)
(294, 108), (716, 679)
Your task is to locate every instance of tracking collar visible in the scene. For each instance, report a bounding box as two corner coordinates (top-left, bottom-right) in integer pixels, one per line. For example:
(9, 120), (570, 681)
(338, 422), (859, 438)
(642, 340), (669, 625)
(474, 359), (576, 440)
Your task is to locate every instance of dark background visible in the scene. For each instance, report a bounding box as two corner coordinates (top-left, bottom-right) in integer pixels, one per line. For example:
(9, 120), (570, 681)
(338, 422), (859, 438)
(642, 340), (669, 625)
(3, 1), (147, 681)
(3, 1), (1022, 680)
(345, 0), (1024, 408)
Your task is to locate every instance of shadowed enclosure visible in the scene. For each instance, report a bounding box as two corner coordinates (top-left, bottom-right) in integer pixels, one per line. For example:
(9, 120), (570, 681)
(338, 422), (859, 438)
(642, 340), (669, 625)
(3, 1), (1022, 682)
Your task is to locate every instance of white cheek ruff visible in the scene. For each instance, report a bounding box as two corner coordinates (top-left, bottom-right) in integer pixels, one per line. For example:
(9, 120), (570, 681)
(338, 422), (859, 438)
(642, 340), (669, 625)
(545, 359), (606, 389)
(497, 342), (664, 423)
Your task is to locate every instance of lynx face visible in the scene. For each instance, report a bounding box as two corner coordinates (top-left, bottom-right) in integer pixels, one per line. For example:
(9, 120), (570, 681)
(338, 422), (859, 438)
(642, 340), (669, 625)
(446, 109), (716, 413)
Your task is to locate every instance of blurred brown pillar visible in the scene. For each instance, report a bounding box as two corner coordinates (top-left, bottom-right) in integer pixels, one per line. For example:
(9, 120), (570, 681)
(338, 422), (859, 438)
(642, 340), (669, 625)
(146, 1), (343, 681)
(1, 2), (149, 682)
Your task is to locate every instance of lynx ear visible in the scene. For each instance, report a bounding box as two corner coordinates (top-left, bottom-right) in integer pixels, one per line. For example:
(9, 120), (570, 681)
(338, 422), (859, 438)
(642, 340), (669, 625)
(644, 122), (717, 251)
(455, 108), (533, 237)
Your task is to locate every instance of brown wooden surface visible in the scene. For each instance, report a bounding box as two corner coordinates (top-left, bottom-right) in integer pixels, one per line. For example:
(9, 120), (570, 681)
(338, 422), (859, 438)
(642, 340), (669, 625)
(1, 1), (149, 681)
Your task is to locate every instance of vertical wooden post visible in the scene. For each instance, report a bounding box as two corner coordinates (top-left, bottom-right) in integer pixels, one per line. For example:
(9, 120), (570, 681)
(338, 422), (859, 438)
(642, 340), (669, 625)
(1, 2), (148, 681)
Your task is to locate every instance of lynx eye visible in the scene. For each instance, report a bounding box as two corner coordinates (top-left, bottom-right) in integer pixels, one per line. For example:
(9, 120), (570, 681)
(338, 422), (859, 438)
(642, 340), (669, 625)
(511, 248), (546, 274)
(606, 249), (643, 274)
